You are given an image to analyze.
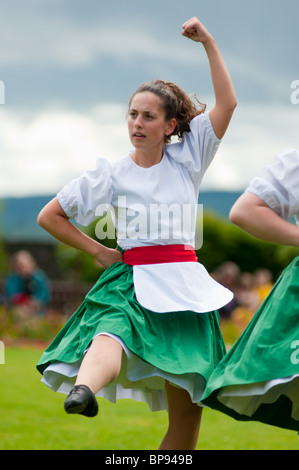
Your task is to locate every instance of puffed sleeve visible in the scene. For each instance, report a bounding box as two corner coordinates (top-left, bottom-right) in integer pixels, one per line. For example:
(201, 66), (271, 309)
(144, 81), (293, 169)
(164, 112), (221, 188)
(57, 157), (113, 226)
(246, 148), (299, 222)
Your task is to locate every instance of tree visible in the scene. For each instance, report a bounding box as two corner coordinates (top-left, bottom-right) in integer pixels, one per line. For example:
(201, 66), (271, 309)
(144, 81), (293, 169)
(197, 211), (299, 279)
(55, 211), (299, 283)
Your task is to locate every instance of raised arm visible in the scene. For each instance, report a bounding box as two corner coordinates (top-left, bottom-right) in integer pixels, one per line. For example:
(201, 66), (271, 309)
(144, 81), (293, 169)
(229, 192), (299, 247)
(37, 197), (122, 268)
(182, 17), (237, 139)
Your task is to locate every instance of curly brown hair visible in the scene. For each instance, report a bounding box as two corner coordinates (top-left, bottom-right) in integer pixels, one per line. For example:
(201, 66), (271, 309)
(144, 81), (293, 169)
(129, 80), (206, 143)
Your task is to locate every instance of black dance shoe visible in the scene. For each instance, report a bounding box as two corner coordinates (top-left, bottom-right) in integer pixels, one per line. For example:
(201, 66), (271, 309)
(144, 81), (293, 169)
(64, 385), (98, 417)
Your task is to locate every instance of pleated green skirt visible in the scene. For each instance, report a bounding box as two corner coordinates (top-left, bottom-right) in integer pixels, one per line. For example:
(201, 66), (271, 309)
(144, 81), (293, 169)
(37, 262), (226, 411)
(201, 257), (299, 432)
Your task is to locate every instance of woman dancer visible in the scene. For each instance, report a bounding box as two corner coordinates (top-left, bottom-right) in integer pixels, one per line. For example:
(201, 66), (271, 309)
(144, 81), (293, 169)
(202, 148), (299, 433)
(36, 17), (237, 450)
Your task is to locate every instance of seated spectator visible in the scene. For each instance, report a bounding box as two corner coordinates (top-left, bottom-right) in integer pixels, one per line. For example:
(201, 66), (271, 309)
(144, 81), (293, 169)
(231, 272), (261, 333)
(253, 268), (273, 303)
(213, 261), (240, 319)
(5, 250), (51, 315)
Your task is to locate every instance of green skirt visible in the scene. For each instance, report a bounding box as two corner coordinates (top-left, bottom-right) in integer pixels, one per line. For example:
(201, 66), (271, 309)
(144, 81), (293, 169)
(201, 257), (299, 432)
(37, 262), (226, 411)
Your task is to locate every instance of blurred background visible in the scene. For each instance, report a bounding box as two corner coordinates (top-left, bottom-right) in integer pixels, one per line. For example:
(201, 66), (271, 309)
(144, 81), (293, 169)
(0, 0), (298, 344)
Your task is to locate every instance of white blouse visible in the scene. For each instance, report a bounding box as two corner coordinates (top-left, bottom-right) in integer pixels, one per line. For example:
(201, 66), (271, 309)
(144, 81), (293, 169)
(246, 148), (299, 226)
(57, 112), (233, 313)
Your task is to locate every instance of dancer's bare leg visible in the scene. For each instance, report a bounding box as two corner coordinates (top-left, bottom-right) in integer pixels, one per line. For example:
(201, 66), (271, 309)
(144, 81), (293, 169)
(159, 381), (202, 450)
(75, 335), (123, 394)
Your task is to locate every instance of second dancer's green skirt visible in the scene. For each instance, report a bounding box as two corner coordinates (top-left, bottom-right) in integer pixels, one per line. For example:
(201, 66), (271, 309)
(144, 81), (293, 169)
(201, 257), (299, 432)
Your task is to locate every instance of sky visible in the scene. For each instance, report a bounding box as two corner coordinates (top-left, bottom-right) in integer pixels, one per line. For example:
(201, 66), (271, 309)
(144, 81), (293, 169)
(0, 0), (298, 198)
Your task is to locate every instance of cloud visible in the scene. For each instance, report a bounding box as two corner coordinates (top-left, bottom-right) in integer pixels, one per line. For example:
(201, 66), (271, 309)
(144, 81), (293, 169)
(1, 102), (298, 198)
(1, 0), (298, 113)
(0, 4), (203, 68)
(202, 103), (299, 190)
(1, 0), (298, 198)
(0, 104), (131, 197)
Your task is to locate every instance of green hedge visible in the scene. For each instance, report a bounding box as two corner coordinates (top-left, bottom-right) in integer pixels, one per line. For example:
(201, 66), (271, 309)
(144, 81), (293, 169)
(54, 211), (299, 283)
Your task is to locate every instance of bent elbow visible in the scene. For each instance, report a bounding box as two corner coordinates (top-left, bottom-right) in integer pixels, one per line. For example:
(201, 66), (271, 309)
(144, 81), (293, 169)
(228, 98), (238, 117)
(37, 209), (47, 229)
(37, 197), (64, 230)
(229, 205), (244, 227)
(229, 207), (237, 225)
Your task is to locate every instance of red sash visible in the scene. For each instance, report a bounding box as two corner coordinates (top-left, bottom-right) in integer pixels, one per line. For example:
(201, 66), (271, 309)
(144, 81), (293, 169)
(123, 244), (198, 266)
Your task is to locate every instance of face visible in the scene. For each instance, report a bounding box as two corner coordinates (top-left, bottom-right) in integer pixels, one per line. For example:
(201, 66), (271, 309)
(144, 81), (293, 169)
(14, 253), (35, 277)
(128, 92), (176, 156)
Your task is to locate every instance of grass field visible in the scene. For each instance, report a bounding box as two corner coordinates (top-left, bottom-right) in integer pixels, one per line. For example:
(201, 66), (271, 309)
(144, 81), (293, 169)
(0, 347), (298, 450)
